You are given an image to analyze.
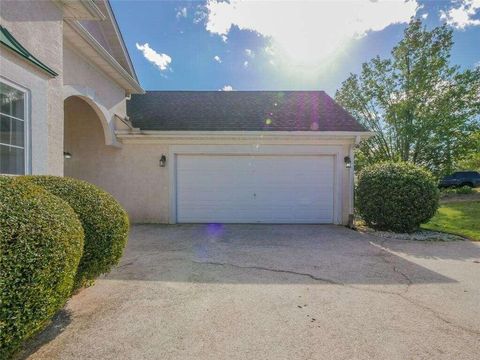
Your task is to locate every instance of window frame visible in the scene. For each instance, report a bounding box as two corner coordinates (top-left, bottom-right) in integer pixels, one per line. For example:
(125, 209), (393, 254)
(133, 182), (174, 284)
(0, 77), (30, 175)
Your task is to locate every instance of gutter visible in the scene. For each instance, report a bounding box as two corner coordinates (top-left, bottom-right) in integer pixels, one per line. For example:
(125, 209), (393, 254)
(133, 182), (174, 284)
(115, 130), (375, 141)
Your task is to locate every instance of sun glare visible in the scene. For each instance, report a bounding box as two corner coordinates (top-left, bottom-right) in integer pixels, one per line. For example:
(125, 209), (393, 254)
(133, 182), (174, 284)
(205, 0), (419, 66)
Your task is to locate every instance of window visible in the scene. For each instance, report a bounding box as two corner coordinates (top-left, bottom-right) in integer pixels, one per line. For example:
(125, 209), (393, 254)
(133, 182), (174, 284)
(0, 80), (28, 175)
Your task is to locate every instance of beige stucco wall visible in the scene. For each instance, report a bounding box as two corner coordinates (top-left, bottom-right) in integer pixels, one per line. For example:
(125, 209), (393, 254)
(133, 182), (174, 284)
(63, 44), (127, 119)
(64, 97), (169, 222)
(0, 0), (64, 175)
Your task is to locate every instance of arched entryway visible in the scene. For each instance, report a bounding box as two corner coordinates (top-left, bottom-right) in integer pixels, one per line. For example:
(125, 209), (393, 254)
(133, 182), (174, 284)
(63, 95), (115, 183)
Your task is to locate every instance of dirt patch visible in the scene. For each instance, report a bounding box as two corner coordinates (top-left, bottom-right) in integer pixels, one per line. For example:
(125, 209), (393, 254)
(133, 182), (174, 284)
(440, 188), (480, 204)
(440, 191), (480, 204)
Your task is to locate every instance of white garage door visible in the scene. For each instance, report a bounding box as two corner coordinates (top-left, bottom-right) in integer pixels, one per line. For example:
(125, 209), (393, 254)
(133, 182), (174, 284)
(176, 154), (334, 223)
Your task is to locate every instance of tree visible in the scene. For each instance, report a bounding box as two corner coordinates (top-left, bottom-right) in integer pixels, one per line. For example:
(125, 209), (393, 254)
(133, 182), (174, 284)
(457, 131), (480, 171)
(335, 19), (480, 176)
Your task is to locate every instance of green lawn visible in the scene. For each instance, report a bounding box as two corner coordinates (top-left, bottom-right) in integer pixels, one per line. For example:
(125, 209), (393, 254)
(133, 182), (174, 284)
(422, 201), (480, 241)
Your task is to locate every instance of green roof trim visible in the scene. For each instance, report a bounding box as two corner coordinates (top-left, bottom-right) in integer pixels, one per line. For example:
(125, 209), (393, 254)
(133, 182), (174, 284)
(0, 25), (58, 77)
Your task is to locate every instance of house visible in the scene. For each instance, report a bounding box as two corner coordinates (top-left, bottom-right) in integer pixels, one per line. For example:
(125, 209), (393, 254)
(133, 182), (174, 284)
(1, 0), (371, 225)
(0, 0), (143, 175)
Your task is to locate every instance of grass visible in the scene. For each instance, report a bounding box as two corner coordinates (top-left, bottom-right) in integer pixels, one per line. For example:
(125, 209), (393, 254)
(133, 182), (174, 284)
(422, 200), (480, 241)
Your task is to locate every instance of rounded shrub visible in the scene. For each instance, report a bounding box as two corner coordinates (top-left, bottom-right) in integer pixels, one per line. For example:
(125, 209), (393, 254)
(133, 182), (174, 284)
(0, 176), (84, 358)
(24, 176), (129, 289)
(356, 162), (439, 233)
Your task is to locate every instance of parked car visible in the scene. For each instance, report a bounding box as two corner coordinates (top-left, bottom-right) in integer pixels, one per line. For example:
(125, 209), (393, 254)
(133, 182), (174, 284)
(439, 171), (480, 188)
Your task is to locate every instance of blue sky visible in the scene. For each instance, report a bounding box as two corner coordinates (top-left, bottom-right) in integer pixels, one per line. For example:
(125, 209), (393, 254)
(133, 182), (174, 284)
(111, 0), (480, 96)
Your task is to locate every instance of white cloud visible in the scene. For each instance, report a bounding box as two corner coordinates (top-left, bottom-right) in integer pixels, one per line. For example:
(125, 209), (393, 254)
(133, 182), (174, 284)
(421, 13), (429, 19)
(220, 85), (234, 91)
(194, 5), (207, 24)
(136, 43), (172, 71)
(176, 7), (187, 19)
(440, 0), (480, 29)
(243, 60), (249, 67)
(245, 48), (255, 58)
(214, 55), (222, 63)
(203, 0), (419, 64)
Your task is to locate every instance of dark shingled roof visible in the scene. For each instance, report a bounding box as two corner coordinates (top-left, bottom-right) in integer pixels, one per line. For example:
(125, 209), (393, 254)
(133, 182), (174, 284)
(127, 91), (367, 132)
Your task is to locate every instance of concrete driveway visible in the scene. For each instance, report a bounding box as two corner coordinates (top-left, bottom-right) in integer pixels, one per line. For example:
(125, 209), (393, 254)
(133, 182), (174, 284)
(25, 225), (480, 360)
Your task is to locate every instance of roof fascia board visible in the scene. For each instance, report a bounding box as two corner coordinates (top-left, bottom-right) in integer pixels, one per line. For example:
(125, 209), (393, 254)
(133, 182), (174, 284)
(104, 0), (138, 81)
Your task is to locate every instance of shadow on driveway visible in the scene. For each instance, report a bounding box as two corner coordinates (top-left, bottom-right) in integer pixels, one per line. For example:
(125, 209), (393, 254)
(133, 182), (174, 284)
(17, 310), (73, 360)
(105, 224), (461, 286)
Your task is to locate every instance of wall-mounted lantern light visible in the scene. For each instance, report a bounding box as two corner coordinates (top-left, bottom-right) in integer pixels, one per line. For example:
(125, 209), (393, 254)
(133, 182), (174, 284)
(344, 156), (352, 169)
(159, 155), (167, 167)
(64, 152), (72, 159)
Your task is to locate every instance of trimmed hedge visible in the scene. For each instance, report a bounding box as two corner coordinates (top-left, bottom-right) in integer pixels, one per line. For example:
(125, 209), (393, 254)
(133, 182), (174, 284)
(24, 176), (129, 289)
(0, 177), (84, 358)
(356, 162), (439, 233)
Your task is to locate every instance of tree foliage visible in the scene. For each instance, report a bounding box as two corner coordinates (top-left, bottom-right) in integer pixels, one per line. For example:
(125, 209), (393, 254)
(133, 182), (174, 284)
(335, 19), (480, 176)
(456, 131), (480, 171)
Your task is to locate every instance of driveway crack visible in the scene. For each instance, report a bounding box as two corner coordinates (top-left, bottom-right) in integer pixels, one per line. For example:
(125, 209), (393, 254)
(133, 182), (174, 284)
(369, 241), (413, 290)
(192, 260), (341, 285)
(397, 293), (480, 336)
(368, 241), (479, 336)
(193, 259), (480, 336)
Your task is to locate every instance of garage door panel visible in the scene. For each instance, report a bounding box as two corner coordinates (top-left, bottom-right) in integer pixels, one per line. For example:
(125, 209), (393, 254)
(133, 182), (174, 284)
(176, 154), (334, 223)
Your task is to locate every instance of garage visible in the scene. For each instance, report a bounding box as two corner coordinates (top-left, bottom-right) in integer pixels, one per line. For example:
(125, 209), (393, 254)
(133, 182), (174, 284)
(175, 154), (335, 223)
(119, 90), (371, 224)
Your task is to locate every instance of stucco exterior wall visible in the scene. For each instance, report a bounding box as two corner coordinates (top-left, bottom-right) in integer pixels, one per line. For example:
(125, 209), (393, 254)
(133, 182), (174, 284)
(63, 43), (128, 141)
(0, 0), (64, 175)
(64, 97), (169, 222)
(63, 44), (127, 115)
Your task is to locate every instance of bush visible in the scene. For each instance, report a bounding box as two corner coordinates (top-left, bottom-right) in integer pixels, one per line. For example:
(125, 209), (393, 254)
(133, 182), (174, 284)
(356, 162), (439, 233)
(0, 177), (84, 357)
(24, 176), (129, 289)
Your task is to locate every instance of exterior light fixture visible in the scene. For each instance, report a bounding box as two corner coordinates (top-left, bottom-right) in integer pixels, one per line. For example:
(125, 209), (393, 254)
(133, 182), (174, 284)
(159, 155), (167, 167)
(344, 156), (352, 168)
(64, 152), (72, 159)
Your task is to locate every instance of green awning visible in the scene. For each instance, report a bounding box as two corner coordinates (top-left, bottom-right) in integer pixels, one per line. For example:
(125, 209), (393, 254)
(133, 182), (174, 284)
(0, 25), (58, 77)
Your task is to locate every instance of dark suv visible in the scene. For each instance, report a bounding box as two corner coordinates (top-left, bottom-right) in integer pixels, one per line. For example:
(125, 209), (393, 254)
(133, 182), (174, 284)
(439, 171), (480, 188)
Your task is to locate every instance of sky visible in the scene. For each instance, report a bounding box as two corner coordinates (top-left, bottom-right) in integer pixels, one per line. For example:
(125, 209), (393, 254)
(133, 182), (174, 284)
(111, 0), (480, 96)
